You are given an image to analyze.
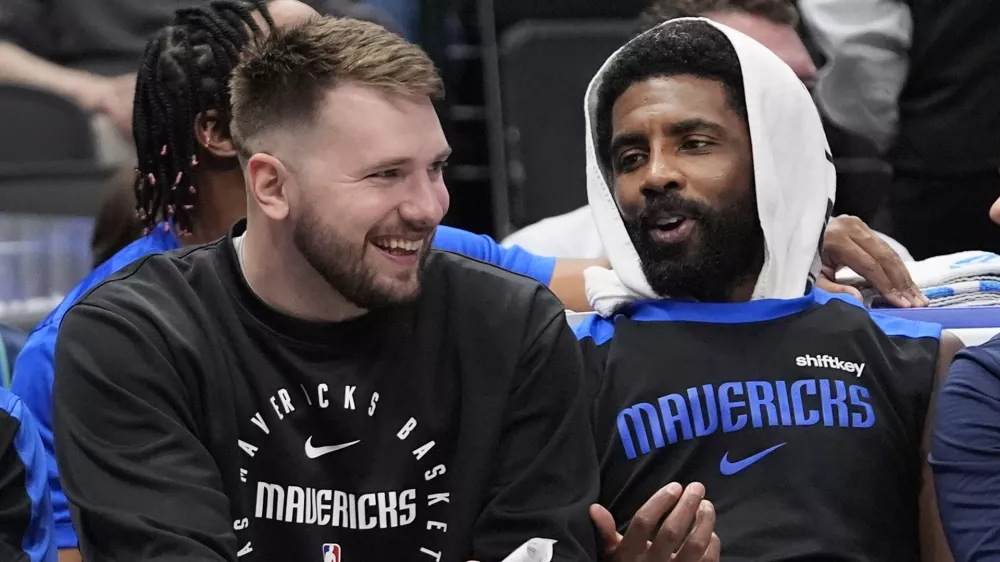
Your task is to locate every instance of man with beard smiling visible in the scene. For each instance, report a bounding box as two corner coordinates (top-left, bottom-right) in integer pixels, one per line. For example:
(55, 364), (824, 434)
(577, 17), (963, 561)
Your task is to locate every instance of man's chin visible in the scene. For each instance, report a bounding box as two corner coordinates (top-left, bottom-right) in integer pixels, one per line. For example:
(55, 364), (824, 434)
(367, 272), (423, 307)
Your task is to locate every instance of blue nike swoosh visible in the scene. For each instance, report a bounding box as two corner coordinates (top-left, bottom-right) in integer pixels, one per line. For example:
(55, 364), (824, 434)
(719, 442), (786, 476)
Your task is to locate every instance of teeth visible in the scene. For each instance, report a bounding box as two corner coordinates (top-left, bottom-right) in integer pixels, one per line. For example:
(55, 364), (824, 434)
(376, 238), (424, 252)
(657, 216), (683, 226)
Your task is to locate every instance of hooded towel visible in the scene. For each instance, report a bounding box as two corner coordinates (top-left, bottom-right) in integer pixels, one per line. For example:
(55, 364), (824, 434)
(583, 18), (837, 316)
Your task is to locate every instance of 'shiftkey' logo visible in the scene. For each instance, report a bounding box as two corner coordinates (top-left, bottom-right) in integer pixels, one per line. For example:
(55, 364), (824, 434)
(796, 354), (865, 377)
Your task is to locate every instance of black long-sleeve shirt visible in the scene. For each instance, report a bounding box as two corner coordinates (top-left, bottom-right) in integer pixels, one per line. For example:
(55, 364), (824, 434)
(52, 222), (599, 562)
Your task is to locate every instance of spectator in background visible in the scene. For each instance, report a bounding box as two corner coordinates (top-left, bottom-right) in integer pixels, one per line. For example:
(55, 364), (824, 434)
(0, 0), (397, 166)
(89, 166), (143, 268)
(0, 386), (55, 562)
(501, 0), (923, 306)
(930, 189), (1000, 561)
(800, 0), (1000, 258)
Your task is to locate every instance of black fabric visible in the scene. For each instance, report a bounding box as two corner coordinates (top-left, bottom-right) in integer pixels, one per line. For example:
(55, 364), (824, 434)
(0, 83), (96, 163)
(891, 0), (1000, 174)
(588, 299), (939, 561)
(500, 20), (638, 227)
(0, 0), (390, 73)
(0, 409), (30, 562)
(53, 220), (599, 561)
(0, 0), (207, 73)
(885, 169), (1000, 260)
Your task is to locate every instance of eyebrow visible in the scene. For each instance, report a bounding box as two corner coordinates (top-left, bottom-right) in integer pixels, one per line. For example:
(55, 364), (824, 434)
(668, 118), (727, 137)
(609, 132), (646, 157)
(367, 147), (453, 171)
(609, 118), (728, 156)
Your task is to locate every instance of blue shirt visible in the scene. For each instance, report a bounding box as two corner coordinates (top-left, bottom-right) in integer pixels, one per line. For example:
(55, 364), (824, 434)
(930, 333), (1000, 561)
(0, 387), (56, 561)
(10, 223), (555, 548)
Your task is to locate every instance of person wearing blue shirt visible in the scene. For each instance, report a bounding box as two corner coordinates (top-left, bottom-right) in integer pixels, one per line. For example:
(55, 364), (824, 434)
(13, 1), (924, 559)
(0, 386), (56, 562)
(929, 193), (1000, 560)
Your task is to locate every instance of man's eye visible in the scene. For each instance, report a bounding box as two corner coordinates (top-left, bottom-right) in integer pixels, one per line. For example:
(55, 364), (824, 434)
(372, 169), (400, 179)
(617, 153), (646, 172)
(681, 140), (711, 150)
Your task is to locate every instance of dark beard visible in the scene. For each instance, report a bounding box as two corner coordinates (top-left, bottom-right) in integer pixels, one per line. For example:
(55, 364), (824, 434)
(625, 188), (764, 302)
(292, 208), (429, 310)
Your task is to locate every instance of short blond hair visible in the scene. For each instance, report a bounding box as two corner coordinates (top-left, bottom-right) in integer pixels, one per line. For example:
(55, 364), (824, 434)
(229, 16), (443, 158)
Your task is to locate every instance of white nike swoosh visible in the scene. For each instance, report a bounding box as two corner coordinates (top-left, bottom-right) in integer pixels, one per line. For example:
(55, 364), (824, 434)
(304, 436), (361, 459)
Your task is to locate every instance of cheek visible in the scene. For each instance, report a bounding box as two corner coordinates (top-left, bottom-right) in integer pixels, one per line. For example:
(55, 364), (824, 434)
(613, 177), (644, 219)
(990, 196), (1000, 224)
(690, 152), (753, 206)
(435, 180), (451, 216)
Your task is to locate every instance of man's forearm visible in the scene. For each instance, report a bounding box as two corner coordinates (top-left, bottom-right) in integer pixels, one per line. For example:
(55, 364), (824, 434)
(0, 41), (104, 109)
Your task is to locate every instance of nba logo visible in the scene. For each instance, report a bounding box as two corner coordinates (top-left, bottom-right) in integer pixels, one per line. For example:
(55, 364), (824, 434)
(322, 544), (341, 562)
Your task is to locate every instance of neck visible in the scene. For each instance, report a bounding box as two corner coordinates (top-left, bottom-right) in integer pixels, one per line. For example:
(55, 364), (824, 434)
(725, 252), (765, 302)
(241, 212), (368, 323)
(183, 167), (247, 246)
(726, 275), (758, 302)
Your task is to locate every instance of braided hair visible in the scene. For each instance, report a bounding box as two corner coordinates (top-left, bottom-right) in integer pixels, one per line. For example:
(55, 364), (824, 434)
(132, 0), (275, 236)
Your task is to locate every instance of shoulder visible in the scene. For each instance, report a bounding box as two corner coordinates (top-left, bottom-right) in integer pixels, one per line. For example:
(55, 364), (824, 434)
(424, 250), (566, 332)
(65, 240), (221, 332)
(33, 228), (179, 333)
(813, 289), (943, 341)
(938, 334), (1000, 396)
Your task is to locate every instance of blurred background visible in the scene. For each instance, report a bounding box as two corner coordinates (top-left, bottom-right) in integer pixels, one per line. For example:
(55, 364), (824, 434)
(0, 0), (997, 329)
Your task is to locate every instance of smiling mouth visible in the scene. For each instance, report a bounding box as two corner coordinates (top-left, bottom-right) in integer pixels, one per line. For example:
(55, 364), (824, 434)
(371, 236), (425, 257)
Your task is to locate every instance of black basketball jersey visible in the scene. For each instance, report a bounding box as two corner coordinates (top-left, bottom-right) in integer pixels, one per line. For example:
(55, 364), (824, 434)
(577, 289), (941, 561)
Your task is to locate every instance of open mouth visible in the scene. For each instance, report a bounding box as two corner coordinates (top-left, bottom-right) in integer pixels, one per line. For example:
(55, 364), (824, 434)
(370, 236), (425, 265)
(649, 214), (695, 244)
(655, 214), (687, 233)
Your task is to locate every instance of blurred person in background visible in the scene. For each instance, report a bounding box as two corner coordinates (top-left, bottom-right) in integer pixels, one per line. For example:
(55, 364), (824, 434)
(801, 0), (1000, 258)
(0, 386), (55, 562)
(89, 166), (143, 268)
(0, 0), (397, 165)
(930, 187), (1000, 561)
(501, 0), (923, 306)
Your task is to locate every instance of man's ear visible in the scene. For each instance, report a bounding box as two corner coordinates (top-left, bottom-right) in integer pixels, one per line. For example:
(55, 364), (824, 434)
(246, 153), (291, 221)
(194, 110), (238, 158)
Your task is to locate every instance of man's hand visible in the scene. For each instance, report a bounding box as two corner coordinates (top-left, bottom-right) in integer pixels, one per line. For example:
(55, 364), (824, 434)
(819, 215), (927, 308)
(591, 482), (720, 562)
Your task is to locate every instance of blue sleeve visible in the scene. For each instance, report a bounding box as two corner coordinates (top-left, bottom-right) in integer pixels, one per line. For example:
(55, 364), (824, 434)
(929, 341), (1000, 560)
(10, 325), (76, 550)
(432, 226), (556, 285)
(0, 389), (56, 562)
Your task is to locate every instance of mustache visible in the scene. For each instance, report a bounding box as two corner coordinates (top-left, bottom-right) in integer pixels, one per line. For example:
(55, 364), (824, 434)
(634, 192), (713, 229)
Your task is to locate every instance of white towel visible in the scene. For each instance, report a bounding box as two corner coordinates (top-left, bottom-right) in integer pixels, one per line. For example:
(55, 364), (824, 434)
(837, 251), (1000, 308)
(583, 18), (837, 317)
